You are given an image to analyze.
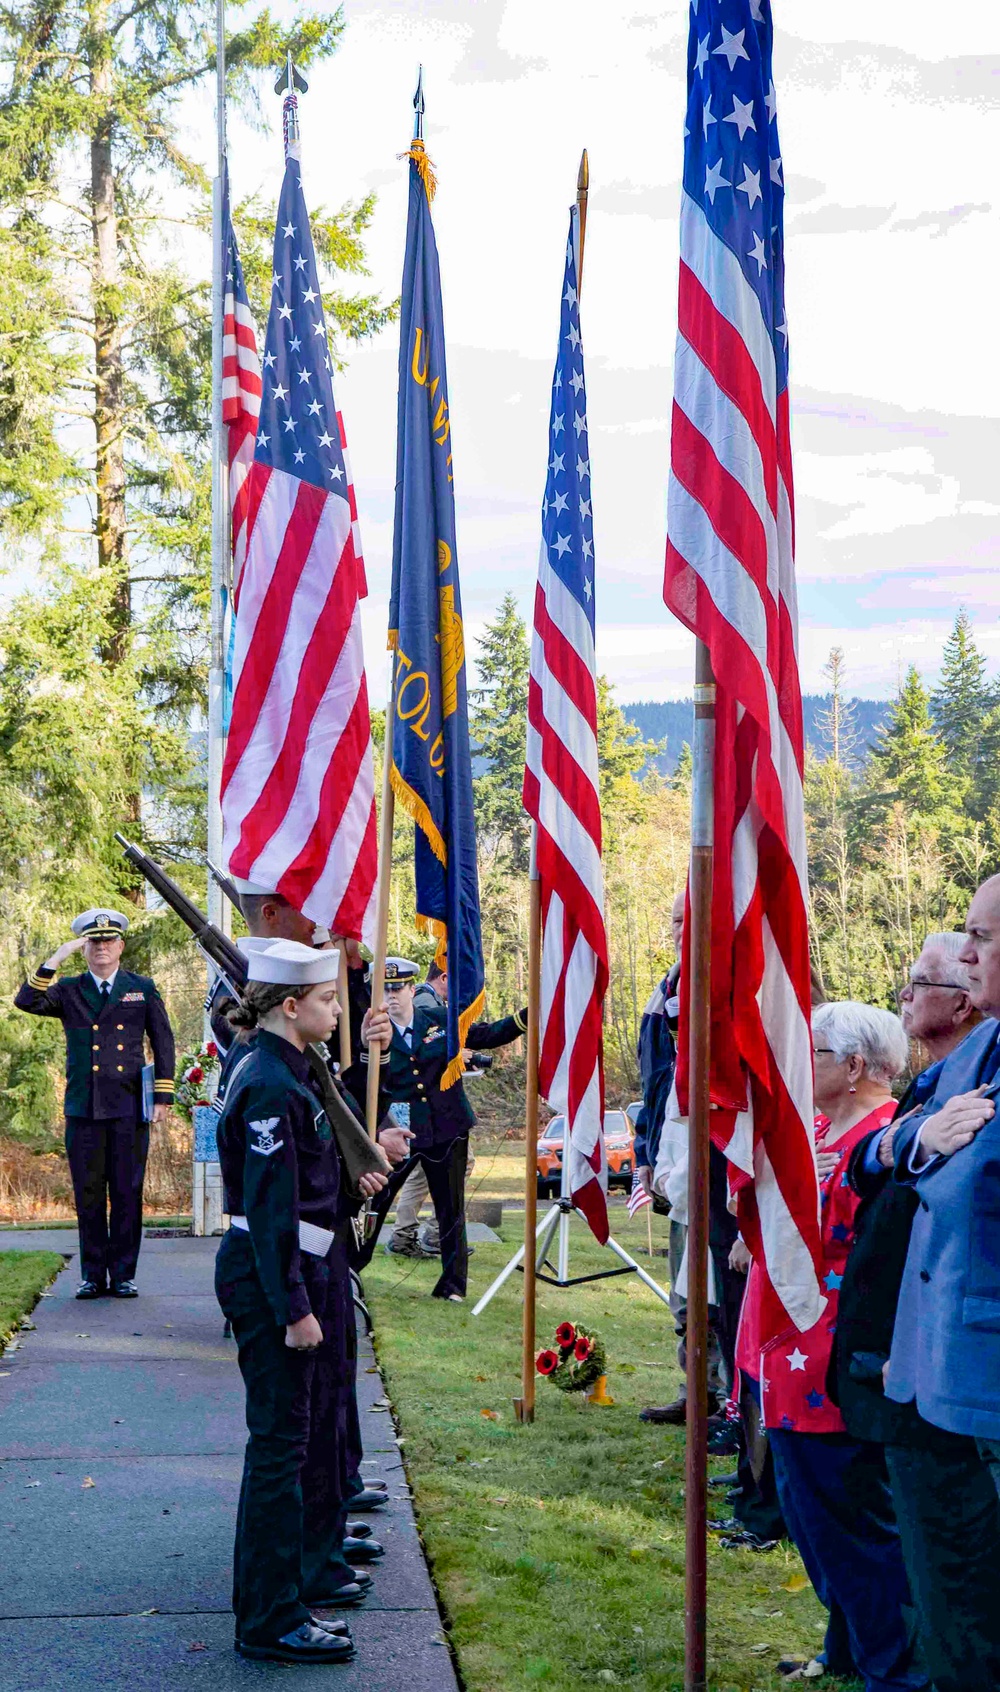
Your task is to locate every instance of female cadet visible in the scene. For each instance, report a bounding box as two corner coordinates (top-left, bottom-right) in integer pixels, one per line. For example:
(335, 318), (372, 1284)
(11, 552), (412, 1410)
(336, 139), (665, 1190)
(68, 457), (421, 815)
(214, 938), (386, 1666)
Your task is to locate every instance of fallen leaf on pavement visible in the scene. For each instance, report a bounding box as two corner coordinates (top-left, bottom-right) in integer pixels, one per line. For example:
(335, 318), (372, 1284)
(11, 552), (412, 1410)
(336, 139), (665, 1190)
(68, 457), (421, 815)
(26, 1481), (40, 1488)
(137, 1608), (159, 1616)
(781, 1573), (810, 1594)
(82, 1476), (96, 1488)
(74, 1334), (90, 1340)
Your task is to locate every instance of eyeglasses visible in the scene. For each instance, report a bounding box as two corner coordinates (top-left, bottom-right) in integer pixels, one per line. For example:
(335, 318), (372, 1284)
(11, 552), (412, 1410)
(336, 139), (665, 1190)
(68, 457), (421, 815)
(896, 978), (964, 997)
(812, 1047), (836, 1056)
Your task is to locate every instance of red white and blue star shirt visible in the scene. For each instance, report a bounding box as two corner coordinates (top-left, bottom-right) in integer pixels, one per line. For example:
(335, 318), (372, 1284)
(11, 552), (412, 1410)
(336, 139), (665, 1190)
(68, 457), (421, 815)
(738, 1101), (898, 1434)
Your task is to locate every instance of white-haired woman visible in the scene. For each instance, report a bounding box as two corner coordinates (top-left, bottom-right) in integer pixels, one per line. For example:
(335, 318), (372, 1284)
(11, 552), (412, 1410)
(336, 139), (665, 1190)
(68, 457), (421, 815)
(750, 1002), (927, 1689)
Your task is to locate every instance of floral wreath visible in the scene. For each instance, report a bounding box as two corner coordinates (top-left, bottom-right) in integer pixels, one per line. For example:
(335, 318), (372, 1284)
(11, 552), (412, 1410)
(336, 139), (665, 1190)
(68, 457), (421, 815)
(174, 1039), (221, 1122)
(536, 1321), (607, 1393)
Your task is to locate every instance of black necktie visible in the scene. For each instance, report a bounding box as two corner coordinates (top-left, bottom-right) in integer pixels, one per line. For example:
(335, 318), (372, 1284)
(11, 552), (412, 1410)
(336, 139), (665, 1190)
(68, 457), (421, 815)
(100, 982), (110, 1002)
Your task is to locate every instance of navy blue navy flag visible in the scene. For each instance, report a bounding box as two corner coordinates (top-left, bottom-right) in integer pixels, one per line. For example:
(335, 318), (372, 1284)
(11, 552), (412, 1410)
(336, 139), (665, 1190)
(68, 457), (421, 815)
(389, 141), (484, 1086)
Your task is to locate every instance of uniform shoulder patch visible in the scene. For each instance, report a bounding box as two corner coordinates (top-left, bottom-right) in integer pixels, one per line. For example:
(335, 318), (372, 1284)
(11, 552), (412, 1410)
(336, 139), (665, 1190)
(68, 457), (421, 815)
(248, 1117), (285, 1156)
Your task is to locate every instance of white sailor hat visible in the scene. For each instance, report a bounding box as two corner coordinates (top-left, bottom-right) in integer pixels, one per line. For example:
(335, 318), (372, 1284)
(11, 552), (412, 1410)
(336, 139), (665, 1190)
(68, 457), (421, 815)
(232, 876), (279, 898)
(367, 956), (419, 985)
(72, 908), (130, 941)
(237, 937), (282, 959)
(245, 938), (341, 986)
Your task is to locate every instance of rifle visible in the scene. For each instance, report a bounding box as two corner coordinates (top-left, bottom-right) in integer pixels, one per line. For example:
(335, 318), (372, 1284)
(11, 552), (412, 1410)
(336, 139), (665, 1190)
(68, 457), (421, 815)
(113, 832), (389, 1193)
(114, 832), (245, 998)
(205, 855), (244, 919)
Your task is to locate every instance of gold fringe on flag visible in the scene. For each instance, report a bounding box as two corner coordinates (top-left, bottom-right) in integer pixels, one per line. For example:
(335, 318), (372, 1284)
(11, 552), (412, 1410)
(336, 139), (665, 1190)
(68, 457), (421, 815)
(388, 762), (447, 866)
(399, 138), (437, 201)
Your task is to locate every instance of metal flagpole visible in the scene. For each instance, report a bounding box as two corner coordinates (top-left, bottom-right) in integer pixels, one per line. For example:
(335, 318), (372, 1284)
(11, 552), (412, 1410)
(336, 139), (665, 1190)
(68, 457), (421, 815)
(207, 0), (228, 943)
(197, 0), (228, 1238)
(685, 640), (715, 1692)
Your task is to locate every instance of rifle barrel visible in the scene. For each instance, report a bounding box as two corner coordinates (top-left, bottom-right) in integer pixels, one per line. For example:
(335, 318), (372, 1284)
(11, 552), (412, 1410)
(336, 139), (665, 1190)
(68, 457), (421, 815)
(114, 833), (247, 985)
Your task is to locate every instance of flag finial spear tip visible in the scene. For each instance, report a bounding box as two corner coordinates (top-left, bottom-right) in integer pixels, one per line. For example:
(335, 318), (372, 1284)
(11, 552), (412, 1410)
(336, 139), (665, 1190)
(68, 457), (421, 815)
(274, 51), (308, 96)
(577, 149), (589, 193)
(413, 64), (425, 140)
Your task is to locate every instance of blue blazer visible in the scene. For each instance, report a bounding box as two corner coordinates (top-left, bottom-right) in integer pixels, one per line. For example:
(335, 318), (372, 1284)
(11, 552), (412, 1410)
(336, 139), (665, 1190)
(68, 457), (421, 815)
(887, 1018), (1000, 1439)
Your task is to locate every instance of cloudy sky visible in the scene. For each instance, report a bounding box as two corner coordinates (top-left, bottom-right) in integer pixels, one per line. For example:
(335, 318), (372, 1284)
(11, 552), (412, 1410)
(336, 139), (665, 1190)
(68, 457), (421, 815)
(206, 4), (997, 702)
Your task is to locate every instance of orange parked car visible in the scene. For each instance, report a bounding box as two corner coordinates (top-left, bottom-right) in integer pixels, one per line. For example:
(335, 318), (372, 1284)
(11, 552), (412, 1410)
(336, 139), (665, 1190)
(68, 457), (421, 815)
(536, 1109), (636, 1199)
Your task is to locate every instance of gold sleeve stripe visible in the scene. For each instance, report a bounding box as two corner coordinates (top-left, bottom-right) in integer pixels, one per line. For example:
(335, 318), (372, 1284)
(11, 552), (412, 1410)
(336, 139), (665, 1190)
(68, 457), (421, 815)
(28, 974), (51, 989)
(513, 1009), (527, 1033)
(153, 1081), (174, 1093)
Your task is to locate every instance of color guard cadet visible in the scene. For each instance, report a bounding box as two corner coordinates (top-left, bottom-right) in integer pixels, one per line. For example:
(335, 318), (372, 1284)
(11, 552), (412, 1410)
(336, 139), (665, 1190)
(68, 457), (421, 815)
(14, 908), (175, 1299)
(214, 938), (388, 1666)
(346, 956), (526, 1301)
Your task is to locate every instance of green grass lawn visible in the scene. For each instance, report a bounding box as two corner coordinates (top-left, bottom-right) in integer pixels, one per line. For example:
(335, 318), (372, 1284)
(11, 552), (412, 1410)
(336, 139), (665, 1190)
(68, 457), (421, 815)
(363, 1205), (836, 1692)
(0, 1249), (65, 1349)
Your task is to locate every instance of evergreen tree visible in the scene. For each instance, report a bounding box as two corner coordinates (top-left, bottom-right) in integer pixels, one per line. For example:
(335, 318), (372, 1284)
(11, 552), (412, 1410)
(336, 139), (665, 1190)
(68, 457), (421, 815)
(866, 666), (950, 818)
(931, 609), (990, 781)
(469, 592), (531, 875)
(0, 3), (390, 827)
(671, 741), (693, 794)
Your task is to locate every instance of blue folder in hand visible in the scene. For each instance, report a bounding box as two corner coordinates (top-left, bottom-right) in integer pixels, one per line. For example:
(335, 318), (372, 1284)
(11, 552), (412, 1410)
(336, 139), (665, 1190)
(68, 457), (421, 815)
(141, 1063), (155, 1123)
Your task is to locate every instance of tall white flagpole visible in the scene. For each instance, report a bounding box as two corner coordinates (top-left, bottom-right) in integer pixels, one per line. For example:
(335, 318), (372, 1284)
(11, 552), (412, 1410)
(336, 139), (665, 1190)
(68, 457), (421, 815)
(207, 0), (228, 940)
(198, 0), (228, 1236)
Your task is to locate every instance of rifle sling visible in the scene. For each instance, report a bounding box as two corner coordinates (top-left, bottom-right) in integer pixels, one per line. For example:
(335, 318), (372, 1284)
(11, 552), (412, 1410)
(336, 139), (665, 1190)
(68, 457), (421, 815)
(305, 1045), (387, 1189)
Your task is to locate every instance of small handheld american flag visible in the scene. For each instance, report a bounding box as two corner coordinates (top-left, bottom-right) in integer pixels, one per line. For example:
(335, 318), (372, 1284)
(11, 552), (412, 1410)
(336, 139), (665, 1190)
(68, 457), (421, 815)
(523, 208), (609, 1245)
(627, 1169), (653, 1220)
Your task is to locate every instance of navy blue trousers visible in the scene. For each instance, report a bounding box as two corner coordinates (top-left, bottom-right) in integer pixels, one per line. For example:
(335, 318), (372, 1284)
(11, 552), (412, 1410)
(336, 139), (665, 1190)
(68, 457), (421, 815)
(769, 1429), (928, 1692)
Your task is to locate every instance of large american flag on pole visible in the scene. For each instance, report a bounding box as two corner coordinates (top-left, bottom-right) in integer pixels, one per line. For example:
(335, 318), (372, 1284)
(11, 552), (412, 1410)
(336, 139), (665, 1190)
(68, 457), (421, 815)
(523, 209), (610, 1245)
(220, 106), (377, 943)
(664, 0), (822, 1333)
(222, 169), (262, 599)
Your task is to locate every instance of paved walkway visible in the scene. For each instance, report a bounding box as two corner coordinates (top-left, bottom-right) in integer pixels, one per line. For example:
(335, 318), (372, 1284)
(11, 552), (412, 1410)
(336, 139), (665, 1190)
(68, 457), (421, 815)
(0, 1229), (458, 1692)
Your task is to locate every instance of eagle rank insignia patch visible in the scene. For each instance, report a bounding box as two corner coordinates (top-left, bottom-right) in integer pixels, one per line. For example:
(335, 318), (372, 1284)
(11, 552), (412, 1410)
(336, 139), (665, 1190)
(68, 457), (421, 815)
(248, 1118), (284, 1156)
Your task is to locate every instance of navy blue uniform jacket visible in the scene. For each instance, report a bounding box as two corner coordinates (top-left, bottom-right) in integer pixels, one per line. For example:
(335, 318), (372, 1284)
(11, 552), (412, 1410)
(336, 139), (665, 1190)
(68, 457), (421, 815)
(343, 1002), (526, 1152)
(15, 963), (175, 1118)
(216, 1029), (344, 1326)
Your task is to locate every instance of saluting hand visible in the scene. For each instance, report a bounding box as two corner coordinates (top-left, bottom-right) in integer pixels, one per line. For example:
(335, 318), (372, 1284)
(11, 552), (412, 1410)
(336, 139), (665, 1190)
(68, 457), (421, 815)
(285, 1313), (323, 1351)
(919, 1088), (994, 1162)
(45, 936), (85, 968)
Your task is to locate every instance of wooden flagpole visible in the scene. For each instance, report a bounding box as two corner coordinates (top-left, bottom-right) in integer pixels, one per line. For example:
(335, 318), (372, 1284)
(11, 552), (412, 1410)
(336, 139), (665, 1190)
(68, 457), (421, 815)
(515, 150), (590, 1425)
(685, 639), (715, 1692)
(366, 673), (396, 1138)
(335, 940), (351, 1072)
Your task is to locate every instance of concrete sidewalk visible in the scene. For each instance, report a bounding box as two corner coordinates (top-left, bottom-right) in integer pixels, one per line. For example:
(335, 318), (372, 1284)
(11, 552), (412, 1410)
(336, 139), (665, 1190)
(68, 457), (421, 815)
(0, 1229), (458, 1692)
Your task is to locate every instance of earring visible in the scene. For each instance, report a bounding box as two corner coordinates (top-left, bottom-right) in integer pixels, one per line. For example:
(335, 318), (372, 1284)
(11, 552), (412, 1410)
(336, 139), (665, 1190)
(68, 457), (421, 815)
(848, 1083), (857, 1094)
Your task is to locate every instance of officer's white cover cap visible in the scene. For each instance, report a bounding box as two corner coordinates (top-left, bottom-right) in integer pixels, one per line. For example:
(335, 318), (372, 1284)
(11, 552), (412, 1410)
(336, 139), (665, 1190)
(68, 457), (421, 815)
(245, 938), (341, 985)
(72, 908), (130, 938)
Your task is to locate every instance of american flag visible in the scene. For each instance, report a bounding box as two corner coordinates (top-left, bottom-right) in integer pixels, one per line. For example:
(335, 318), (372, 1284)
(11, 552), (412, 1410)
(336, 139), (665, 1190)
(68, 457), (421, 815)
(220, 112), (377, 943)
(627, 1169), (653, 1219)
(523, 210), (609, 1245)
(222, 169), (262, 599)
(664, 0), (822, 1333)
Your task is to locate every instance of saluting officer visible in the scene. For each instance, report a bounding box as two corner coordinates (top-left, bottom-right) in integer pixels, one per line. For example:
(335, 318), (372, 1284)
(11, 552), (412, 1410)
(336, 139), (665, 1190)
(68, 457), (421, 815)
(346, 957), (526, 1302)
(215, 938), (389, 1667)
(14, 909), (175, 1299)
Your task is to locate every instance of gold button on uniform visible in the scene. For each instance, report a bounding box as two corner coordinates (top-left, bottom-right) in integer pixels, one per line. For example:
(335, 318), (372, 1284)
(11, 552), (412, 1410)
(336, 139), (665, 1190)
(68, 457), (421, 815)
(117, 1065), (123, 1072)
(117, 1044), (124, 1051)
(93, 1043), (99, 1051)
(93, 1065), (99, 1072)
(117, 1024), (123, 1031)
(92, 1023), (99, 1031)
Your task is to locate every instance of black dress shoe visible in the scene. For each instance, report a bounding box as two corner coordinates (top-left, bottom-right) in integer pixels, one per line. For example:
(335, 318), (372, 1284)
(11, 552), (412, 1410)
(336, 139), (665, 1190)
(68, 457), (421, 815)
(708, 1471), (739, 1489)
(351, 1485), (388, 1509)
(344, 1535), (384, 1563)
(237, 1621), (355, 1663)
(346, 1520), (373, 1538)
(310, 1617), (351, 1637)
(75, 1280), (105, 1300)
(109, 1280), (139, 1298)
(301, 1579), (368, 1608)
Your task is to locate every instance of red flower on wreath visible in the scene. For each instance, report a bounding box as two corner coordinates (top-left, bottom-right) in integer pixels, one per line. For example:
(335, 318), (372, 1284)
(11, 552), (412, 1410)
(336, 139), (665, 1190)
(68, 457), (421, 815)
(206, 1042), (218, 1059)
(536, 1349), (560, 1376)
(574, 1336), (592, 1361)
(555, 1322), (577, 1348)
(186, 1065), (204, 1084)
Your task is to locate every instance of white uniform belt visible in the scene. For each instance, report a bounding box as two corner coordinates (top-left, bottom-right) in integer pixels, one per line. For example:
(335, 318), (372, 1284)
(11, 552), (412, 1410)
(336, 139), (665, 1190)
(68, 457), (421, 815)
(229, 1215), (335, 1258)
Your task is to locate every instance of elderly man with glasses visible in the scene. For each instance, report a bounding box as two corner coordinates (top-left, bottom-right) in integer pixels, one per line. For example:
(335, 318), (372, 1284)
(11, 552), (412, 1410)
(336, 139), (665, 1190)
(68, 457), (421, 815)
(829, 928), (992, 1692)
